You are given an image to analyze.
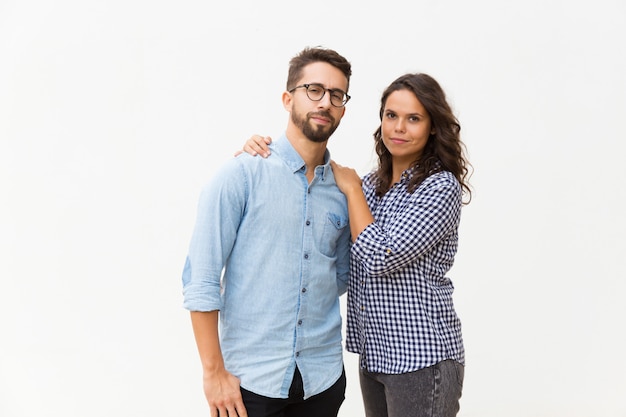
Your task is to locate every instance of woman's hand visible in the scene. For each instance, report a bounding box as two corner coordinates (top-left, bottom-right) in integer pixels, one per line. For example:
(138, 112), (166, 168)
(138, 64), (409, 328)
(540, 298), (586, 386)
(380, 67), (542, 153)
(330, 160), (362, 195)
(235, 135), (272, 157)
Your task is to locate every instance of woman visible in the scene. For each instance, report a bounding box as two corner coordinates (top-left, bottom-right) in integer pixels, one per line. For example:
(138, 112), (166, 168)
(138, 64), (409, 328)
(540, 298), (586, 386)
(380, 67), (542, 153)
(243, 73), (472, 417)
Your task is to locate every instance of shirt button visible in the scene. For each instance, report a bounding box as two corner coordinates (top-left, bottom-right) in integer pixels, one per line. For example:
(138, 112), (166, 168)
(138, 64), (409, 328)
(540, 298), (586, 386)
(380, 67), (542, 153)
(385, 248), (391, 254)
(301, 288), (307, 293)
(306, 220), (310, 226)
(304, 254), (309, 259)
(296, 352), (300, 357)
(360, 305), (365, 311)
(298, 320), (302, 325)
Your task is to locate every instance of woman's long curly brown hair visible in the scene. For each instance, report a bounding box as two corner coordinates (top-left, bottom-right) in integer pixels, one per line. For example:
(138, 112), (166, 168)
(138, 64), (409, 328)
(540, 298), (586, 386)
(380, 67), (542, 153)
(372, 73), (472, 204)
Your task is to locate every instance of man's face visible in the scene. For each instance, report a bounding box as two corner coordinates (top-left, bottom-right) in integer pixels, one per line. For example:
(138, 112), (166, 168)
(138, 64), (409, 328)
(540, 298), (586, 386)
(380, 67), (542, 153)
(288, 62), (348, 143)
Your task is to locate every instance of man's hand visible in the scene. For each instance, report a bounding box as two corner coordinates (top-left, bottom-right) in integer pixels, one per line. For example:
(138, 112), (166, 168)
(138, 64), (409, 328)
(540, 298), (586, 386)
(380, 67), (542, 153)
(204, 368), (248, 417)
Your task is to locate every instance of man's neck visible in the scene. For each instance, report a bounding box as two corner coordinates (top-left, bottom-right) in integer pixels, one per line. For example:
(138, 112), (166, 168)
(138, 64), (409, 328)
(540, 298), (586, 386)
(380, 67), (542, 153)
(285, 128), (328, 181)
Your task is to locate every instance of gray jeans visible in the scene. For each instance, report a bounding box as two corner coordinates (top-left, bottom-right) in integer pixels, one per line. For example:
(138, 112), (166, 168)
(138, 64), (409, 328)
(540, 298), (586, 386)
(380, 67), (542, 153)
(359, 359), (464, 417)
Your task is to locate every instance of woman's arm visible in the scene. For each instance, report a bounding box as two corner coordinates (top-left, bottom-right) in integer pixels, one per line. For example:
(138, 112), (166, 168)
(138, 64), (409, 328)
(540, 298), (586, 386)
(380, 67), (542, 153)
(351, 173), (461, 277)
(330, 160), (374, 242)
(235, 135), (272, 157)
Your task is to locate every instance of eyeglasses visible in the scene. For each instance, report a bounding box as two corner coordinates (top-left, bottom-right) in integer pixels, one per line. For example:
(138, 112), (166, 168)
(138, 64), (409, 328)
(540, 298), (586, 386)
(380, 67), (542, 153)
(288, 83), (351, 107)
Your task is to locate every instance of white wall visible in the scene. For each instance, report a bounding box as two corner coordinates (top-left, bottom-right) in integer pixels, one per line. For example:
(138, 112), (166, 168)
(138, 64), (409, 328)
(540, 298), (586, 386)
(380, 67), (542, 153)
(1, 1), (625, 416)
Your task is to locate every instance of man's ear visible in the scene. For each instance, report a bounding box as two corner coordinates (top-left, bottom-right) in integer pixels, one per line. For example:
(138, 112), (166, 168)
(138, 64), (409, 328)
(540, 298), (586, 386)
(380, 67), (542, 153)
(282, 91), (293, 111)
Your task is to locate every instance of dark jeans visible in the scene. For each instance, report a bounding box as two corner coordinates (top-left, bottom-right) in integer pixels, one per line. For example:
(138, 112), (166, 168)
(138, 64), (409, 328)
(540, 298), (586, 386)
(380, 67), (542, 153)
(240, 367), (346, 417)
(360, 359), (464, 417)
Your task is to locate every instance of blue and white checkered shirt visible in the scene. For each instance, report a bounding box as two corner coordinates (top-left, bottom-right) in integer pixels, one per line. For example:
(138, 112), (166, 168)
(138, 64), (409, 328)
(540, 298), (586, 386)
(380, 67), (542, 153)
(346, 168), (465, 374)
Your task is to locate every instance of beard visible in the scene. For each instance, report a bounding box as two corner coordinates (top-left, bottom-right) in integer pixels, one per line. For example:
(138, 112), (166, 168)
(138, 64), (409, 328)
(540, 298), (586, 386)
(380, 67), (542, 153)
(291, 104), (340, 143)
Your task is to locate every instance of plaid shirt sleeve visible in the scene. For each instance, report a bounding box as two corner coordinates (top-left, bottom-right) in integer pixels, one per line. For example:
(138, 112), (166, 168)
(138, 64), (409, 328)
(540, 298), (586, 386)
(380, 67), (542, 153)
(351, 171), (461, 277)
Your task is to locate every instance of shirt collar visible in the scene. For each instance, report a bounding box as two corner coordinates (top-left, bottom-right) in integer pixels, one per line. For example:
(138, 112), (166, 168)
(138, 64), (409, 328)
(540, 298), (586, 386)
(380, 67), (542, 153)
(400, 165), (417, 183)
(273, 134), (332, 179)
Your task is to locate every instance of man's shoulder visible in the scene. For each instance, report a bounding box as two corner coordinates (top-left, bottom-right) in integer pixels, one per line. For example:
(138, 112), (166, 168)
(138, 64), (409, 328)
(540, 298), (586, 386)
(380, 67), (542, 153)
(233, 151), (283, 171)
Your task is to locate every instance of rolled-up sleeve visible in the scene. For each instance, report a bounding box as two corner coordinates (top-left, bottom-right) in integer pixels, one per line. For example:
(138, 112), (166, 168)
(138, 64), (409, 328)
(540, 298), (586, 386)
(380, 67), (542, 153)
(182, 160), (247, 312)
(351, 173), (461, 278)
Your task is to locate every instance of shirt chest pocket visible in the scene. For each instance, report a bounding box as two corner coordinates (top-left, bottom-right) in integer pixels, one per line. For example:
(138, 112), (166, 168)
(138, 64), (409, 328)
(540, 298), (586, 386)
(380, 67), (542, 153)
(316, 212), (349, 257)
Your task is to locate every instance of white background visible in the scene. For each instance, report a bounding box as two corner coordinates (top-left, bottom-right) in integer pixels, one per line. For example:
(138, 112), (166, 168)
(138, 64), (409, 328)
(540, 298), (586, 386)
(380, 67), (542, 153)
(1, 1), (625, 416)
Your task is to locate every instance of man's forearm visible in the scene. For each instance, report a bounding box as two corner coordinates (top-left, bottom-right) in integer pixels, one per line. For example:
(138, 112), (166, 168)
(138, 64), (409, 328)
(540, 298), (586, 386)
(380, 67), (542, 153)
(190, 311), (225, 373)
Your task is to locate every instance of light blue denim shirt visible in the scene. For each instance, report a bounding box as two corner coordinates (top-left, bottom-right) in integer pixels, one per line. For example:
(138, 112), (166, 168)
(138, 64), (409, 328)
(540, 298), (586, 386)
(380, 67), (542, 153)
(182, 134), (350, 399)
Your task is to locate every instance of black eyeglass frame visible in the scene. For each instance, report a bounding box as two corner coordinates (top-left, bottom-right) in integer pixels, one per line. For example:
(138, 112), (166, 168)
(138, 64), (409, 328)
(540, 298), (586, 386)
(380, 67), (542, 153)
(288, 83), (351, 107)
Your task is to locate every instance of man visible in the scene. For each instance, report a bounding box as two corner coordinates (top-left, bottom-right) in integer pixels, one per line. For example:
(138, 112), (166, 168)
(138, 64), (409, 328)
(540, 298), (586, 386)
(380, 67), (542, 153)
(182, 46), (352, 417)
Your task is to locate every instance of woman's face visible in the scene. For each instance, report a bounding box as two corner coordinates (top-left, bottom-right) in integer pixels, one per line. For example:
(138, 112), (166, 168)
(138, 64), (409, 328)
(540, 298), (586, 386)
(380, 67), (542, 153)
(381, 89), (434, 166)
